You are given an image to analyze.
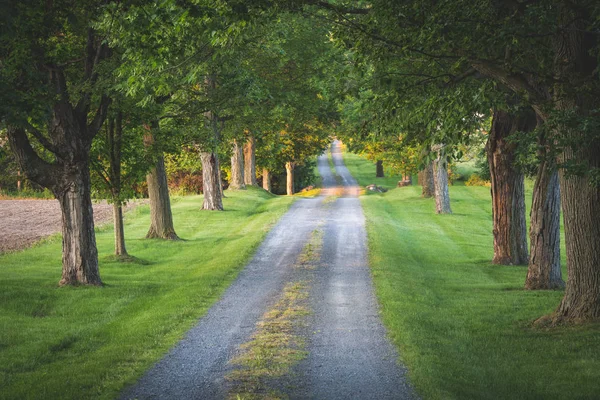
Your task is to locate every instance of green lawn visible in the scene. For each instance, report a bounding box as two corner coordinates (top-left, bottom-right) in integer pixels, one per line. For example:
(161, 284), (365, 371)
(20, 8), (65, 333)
(0, 187), (294, 400)
(346, 152), (600, 399)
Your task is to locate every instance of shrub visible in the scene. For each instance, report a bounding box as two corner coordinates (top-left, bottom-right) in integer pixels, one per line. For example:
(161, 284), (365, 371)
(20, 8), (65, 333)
(465, 174), (491, 187)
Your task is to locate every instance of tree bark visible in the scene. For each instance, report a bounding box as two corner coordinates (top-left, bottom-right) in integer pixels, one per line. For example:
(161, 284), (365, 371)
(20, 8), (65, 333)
(421, 161), (435, 198)
(57, 164), (101, 285)
(201, 152), (224, 210)
(525, 164), (563, 289)
(146, 154), (179, 240)
(486, 110), (531, 265)
(262, 169), (272, 192)
(432, 146), (452, 214)
(285, 161), (295, 196)
(112, 203), (127, 256)
(107, 111), (128, 256)
(244, 135), (257, 186)
(229, 140), (245, 190)
(7, 124), (104, 286)
(551, 9), (600, 320)
(376, 160), (384, 177)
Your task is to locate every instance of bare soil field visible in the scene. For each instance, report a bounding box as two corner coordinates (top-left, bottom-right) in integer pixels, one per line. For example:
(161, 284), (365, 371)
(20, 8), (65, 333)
(0, 199), (143, 253)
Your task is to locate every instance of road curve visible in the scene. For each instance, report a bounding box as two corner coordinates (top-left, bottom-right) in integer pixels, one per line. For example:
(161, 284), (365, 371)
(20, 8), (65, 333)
(120, 141), (416, 399)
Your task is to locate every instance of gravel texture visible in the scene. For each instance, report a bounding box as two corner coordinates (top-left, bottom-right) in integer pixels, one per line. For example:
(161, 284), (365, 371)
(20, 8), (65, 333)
(121, 142), (416, 399)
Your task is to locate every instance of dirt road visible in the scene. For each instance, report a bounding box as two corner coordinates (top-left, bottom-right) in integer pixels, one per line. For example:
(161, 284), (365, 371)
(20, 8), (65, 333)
(121, 141), (416, 399)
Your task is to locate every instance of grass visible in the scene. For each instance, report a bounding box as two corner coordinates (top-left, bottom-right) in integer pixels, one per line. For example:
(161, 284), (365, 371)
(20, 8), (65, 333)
(346, 152), (600, 399)
(227, 228), (322, 399)
(227, 281), (309, 400)
(0, 187), (294, 400)
(0, 188), (54, 200)
(342, 152), (403, 190)
(453, 160), (478, 184)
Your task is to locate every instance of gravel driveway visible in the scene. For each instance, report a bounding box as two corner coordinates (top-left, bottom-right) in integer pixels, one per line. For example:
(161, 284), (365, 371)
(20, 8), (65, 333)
(121, 141), (416, 399)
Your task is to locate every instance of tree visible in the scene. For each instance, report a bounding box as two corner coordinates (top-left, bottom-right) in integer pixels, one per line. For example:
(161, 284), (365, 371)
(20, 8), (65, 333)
(1, 1), (113, 285)
(229, 140), (245, 190)
(307, 0), (600, 321)
(144, 123), (180, 239)
(244, 135), (257, 186)
(486, 109), (531, 265)
(432, 145), (452, 214)
(91, 107), (147, 256)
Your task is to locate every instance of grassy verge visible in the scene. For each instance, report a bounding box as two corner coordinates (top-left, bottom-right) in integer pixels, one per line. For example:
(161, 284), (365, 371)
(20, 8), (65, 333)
(348, 153), (600, 399)
(342, 152), (403, 190)
(0, 187), (294, 400)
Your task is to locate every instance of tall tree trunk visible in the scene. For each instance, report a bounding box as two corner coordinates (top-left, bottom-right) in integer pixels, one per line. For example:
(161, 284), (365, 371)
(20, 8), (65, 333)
(112, 202), (127, 256)
(432, 146), (452, 214)
(108, 111), (128, 256)
(286, 162), (295, 196)
(486, 110), (531, 265)
(420, 161), (435, 198)
(376, 160), (384, 178)
(7, 125), (103, 286)
(146, 154), (179, 240)
(525, 163), (563, 289)
(551, 8), (600, 321)
(229, 140), (245, 190)
(215, 152), (225, 199)
(262, 169), (272, 192)
(244, 135), (257, 186)
(201, 152), (224, 210)
(57, 165), (101, 286)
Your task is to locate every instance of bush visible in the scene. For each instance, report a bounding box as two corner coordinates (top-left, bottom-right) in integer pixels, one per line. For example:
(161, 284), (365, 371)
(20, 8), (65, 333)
(465, 174), (491, 187)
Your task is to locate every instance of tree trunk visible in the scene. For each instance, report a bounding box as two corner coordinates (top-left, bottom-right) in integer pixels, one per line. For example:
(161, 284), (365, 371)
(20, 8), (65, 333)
(376, 160), (384, 178)
(432, 146), (452, 214)
(112, 202), (127, 256)
(7, 125), (103, 286)
(486, 110), (531, 265)
(215, 151), (225, 199)
(421, 161), (435, 198)
(286, 162), (295, 196)
(108, 111), (128, 256)
(525, 163), (563, 289)
(201, 152), (224, 210)
(262, 169), (272, 192)
(551, 10), (600, 320)
(229, 140), (245, 190)
(57, 165), (101, 286)
(244, 135), (257, 186)
(146, 155), (179, 240)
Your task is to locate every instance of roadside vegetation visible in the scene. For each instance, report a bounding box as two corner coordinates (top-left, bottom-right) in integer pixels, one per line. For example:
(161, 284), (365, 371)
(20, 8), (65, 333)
(0, 188), (293, 400)
(347, 153), (600, 399)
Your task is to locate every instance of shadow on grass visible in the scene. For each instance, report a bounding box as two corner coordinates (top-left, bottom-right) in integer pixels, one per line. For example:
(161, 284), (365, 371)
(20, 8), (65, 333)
(101, 254), (151, 265)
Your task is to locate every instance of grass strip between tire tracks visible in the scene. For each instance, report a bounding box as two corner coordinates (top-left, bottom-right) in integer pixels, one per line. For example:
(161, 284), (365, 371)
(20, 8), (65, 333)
(227, 227), (323, 400)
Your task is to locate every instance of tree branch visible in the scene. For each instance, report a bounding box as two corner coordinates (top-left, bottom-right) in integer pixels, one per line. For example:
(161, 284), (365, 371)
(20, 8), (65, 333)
(25, 122), (63, 157)
(88, 95), (112, 141)
(6, 126), (58, 189)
